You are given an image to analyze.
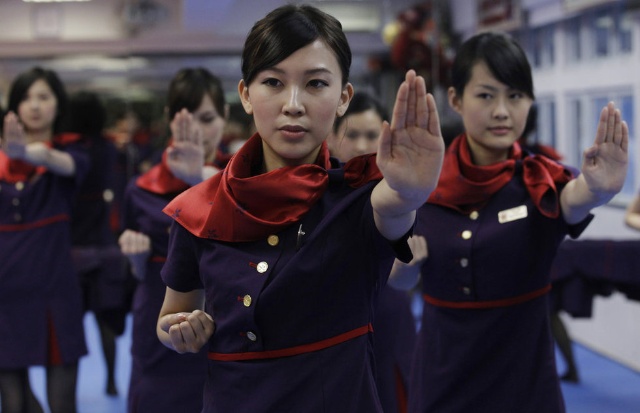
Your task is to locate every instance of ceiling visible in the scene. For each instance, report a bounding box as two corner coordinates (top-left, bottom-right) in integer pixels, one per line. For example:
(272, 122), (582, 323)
(0, 0), (424, 99)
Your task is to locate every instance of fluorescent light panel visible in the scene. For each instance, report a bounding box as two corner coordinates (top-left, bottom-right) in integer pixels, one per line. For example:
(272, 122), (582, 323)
(23, 0), (92, 3)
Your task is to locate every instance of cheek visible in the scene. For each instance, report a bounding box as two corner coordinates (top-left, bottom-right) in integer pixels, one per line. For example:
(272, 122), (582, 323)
(461, 109), (485, 134)
(17, 102), (29, 118)
(202, 121), (225, 146)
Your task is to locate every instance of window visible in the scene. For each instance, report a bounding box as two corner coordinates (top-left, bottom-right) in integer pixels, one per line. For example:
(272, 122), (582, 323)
(565, 16), (582, 62)
(536, 99), (557, 150)
(591, 8), (613, 57)
(531, 25), (555, 68)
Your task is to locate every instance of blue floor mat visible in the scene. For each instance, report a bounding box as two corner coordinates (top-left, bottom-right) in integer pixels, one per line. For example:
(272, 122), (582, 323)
(26, 314), (640, 413)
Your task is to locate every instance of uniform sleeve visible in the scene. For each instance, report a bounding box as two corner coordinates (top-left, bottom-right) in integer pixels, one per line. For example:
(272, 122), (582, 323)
(160, 221), (204, 292)
(567, 213), (594, 239)
(121, 178), (140, 232)
(65, 142), (91, 188)
(557, 178), (595, 239)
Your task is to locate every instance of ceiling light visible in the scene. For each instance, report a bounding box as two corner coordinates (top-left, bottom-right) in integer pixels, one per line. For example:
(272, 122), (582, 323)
(23, 0), (92, 3)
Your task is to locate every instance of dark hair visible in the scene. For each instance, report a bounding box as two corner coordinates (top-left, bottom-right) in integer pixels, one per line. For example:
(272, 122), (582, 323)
(166, 67), (226, 120)
(61, 90), (107, 136)
(450, 32), (534, 100)
(7, 66), (68, 134)
(241, 4), (352, 86)
(333, 92), (388, 132)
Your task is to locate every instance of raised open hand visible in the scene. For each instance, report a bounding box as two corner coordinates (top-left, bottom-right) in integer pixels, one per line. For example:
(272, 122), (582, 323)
(2, 112), (28, 159)
(581, 101), (628, 197)
(376, 70), (444, 203)
(166, 108), (206, 185)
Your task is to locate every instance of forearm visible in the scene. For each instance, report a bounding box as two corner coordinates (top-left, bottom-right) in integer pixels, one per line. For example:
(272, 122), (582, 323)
(560, 175), (615, 224)
(371, 179), (424, 241)
(388, 259), (421, 290)
(25, 143), (75, 176)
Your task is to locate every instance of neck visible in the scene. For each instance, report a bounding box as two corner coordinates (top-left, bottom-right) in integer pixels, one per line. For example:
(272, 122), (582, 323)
(261, 142), (322, 173)
(465, 135), (509, 166)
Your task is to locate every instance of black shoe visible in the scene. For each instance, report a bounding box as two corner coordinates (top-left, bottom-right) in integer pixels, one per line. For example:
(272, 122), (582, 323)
(106, 380), (118, 396)
(560, 370), (579, 383)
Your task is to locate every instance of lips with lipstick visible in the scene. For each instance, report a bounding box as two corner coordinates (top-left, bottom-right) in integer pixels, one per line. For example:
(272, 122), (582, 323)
(488, 126), (511, 136)
(279, 125), (308, 139)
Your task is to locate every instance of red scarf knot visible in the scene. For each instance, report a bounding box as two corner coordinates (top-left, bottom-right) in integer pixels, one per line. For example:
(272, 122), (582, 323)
(427, 134), (572, 218)
(163, 133), (383, 242)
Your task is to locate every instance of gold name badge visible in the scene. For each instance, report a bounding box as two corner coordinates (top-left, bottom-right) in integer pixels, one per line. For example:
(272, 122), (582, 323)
(498, 205), (528, 224)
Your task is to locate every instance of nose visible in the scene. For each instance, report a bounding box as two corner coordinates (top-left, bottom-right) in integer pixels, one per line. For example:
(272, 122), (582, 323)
(26, 97), (39, 110)
(355, 137), (370, 154)
(283, 87), (304, 116)
(493, 97), (508, 119)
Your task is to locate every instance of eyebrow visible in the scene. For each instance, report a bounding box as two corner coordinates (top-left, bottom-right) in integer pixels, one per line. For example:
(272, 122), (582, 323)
(475, 84), (500, 91)
(267, 67), (334, 76)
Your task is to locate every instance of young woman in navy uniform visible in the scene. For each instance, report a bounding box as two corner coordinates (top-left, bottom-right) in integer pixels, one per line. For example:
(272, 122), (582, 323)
(155, 4), (445, 413)
(63, 90), (128, 397)
(0, 67), (90, 413)
(388, 32), (629, 412)
(330, 91), (425, 413)
(118, 67), (227, 413)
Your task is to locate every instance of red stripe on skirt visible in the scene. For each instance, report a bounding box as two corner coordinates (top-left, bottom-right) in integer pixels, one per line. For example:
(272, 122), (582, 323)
(48, 314), (63, 366)
(423, 284), (551, 309)
(209, 323), (374, 361)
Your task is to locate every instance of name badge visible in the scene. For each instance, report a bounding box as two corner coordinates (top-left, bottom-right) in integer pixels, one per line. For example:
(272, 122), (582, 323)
(498, 205), (528, 224)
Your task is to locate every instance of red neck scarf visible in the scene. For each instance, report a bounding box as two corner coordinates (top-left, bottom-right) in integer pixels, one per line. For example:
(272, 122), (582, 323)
(164, 133), (382, 242)
(0, 133), (81, 183)
(427, 134), (572, 218)
(136, 149), (191, 195)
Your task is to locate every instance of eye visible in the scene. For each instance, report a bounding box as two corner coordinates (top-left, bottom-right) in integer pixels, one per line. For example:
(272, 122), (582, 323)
(345, 131), (359, 141)
(199, 114), (216, 124)
(308, 79), (329, 89)
(262, 78), (282, 88)
(510, 92), (525, 100)
(477, 93), (492, 100)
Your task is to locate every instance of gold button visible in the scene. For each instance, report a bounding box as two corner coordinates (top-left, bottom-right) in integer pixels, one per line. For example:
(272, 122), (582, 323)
(12, 198), (20, 206)
(15, 182), (24, 191)
(243, 294), (252, 307)
(246, 331), (257, 342)
(461, 230), (472, 240)
(256, 261), (268, 273)
(103, 189), (114, 202)
(469, 211), (479, 220)
(460, 258), (469, 268)
(13, 213), (21, 222)
(462, 287), (471, 295)
(267, 235), (279, 246)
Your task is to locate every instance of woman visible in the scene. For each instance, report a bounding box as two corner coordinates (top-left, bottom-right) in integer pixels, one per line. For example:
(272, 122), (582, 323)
(0, 67), (89, 413)
(389, 32), (628, 412)
(330, 91), (425, 413)
(155, 4), (444, 413)
(63, 90), (128, 397)
(119, 67), (227, 413)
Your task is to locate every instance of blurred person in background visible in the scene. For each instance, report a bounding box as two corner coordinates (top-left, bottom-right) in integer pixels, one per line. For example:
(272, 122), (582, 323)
(0, 67), (89, 413)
